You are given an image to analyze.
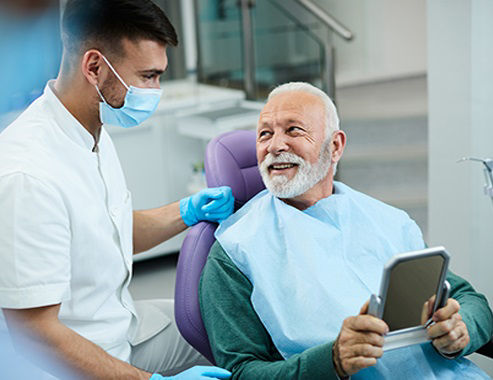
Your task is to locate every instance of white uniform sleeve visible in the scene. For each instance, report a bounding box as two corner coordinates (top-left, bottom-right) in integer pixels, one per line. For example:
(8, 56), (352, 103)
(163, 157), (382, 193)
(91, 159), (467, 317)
(0, 172), (71, 309)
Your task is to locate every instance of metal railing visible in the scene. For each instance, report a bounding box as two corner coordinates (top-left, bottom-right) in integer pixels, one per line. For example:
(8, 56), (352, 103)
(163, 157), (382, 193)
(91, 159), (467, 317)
(295, 0), (353, 41)
(239, 0), (257, 100)
(239, 0), (353, 100)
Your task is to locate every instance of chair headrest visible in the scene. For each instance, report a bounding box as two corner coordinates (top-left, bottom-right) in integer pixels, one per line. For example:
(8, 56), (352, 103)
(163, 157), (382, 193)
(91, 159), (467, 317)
(205, 129), (265, 210)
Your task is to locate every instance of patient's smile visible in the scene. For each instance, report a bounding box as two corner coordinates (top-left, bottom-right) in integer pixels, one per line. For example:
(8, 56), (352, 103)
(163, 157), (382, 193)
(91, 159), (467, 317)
(269, 163), (299, 176)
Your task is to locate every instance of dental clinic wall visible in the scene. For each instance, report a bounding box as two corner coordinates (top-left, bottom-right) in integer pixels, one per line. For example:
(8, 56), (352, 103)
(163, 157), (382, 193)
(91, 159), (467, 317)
(319, 0), (427, 85)
(428, 0), (493, 374)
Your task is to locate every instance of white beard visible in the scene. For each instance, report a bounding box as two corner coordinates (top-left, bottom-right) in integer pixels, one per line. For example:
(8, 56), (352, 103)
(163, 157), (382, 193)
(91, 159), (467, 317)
(259, 140), (332, 199)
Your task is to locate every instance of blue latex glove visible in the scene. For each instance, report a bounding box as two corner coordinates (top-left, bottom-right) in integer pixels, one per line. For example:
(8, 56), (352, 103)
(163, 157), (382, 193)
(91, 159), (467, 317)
(150, 366), (231, 380)
(180, 186), (234, 227)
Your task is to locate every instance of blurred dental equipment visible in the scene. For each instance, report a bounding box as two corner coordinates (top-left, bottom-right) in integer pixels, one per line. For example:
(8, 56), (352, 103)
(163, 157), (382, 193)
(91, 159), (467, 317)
(0, 0), (61, 131)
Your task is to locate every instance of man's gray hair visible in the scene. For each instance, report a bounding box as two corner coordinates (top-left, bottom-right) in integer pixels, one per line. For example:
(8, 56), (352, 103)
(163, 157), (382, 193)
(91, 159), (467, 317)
(267, 82), (340, 139)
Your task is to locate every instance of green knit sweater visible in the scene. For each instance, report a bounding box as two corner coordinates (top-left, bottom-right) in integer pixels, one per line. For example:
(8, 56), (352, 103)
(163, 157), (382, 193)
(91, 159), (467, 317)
(199, 241), (493, 380)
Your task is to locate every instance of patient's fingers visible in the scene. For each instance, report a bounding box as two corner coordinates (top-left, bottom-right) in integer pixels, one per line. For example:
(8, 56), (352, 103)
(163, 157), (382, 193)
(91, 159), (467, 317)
(432, 324), (465, 349)
(347, 356), (377, 373)
(347, 315), (389, 336)
(337, 343), (382, 374)
(421, 295), (436, 325)
(361, 332), (385, 347)
(341, 331), (384, 347)
(342, 343), (383, 359)
(334, 314), (387, 376)
(421, 300), (429, 325)
(344, 357), (377, 372)
(432, 298), (460, 322)
(428, 313), (462, 339)
(437, 333), (470, 355)
(359, 300), (370, 315)
(431, 319), (470, 354)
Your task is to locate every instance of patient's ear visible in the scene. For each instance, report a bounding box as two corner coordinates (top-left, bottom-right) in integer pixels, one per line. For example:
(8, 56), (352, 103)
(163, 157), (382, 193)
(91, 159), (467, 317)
(330, 130), (346, 164)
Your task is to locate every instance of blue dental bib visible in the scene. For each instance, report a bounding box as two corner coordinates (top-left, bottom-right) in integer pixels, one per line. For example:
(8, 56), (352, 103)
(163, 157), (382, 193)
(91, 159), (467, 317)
(215, 182), (489, 379)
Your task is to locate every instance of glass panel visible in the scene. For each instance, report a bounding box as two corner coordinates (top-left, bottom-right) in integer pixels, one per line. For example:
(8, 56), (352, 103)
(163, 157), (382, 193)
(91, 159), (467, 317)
(252, 0), (324, 98)
(196, 0), (329, 99)
(196, 0), (243, 88)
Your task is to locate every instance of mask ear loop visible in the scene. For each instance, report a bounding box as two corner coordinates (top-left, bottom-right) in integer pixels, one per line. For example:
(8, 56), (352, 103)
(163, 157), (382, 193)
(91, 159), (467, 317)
(100, 54), (130, 91)
(95, 54), (130, 105)
(95, 85), (108, 104)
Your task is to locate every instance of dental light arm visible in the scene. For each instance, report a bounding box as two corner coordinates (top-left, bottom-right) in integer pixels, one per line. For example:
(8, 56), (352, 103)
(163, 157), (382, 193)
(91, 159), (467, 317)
(457, 157), (493, 208)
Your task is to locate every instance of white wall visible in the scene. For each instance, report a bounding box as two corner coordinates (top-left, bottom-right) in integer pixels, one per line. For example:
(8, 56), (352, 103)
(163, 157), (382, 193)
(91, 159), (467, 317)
(317, 0), (427, 86)
(428, 0), (493, 373)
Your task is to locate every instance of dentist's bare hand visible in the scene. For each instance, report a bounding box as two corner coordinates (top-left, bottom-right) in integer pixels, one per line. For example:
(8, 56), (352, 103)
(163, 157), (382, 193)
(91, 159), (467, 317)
(332, 300), (388, 378)
(424, 297), (470, 356)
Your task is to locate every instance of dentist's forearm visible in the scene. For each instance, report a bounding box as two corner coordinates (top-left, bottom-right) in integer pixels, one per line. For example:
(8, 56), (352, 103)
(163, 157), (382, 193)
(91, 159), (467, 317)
(3, 305), (151, 380)
(133, 201), (187, 254)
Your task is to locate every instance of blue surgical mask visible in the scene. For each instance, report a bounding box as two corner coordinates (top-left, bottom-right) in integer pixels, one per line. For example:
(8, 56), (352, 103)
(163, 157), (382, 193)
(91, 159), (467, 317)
(95, 55), (162, 128)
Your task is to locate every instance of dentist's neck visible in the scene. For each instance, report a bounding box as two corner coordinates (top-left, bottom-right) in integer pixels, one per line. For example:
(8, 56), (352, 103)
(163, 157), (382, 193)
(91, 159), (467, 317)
(53, 70), (102, 146)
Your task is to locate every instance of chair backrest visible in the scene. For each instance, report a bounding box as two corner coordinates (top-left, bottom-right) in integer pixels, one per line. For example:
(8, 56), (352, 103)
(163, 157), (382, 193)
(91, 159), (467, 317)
(204, 129), (265, 208)
(174, 129), (264, 363)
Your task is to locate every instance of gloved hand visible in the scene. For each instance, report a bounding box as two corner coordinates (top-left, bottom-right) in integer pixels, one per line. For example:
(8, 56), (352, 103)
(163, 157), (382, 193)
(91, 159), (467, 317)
(180, 186), (234, 226)
(150, 366), (231, 380)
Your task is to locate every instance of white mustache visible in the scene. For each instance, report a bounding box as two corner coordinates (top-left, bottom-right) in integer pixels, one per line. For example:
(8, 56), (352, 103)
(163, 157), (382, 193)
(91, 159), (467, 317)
(261, 152), (305, 170)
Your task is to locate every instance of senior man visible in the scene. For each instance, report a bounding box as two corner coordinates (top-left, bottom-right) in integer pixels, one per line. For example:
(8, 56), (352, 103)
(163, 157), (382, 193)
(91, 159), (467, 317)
(199, 82), (493, 379)
(0, 1), (232, 379)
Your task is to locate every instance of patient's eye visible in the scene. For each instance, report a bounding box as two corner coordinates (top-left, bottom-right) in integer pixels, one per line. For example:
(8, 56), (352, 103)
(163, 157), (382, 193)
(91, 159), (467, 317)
(288, 126), (303, 133)
(258, 130), (272, 139)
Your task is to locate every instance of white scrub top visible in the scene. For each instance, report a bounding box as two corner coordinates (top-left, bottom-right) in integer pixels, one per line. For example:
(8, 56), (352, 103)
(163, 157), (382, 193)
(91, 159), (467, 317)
(0, 81), (146, 361)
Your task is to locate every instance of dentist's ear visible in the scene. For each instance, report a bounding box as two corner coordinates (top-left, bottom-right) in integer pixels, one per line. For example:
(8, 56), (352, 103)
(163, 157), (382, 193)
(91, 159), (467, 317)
(81, 50), (105, 87)
(330, 130), (346, 165)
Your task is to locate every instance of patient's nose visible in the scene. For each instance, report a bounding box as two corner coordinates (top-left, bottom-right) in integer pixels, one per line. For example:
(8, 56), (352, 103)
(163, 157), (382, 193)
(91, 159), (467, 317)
(267, 132), (289, 155)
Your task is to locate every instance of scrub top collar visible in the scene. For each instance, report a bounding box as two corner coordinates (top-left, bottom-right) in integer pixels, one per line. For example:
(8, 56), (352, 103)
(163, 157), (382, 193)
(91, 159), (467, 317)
(44, 80), (97, 152)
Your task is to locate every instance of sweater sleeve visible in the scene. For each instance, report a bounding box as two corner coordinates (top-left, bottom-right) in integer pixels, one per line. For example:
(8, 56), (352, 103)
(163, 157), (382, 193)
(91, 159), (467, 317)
(199, 241), (339, 380)
(446, 270), (493, 356)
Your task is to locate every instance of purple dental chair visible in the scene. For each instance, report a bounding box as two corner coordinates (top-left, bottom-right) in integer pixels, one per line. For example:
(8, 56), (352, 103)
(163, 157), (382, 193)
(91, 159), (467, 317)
(174, 129), (265, 363)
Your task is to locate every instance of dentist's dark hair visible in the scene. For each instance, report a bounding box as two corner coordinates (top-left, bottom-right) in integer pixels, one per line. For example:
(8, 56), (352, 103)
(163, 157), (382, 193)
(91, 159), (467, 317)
(62, 0), (178, 59)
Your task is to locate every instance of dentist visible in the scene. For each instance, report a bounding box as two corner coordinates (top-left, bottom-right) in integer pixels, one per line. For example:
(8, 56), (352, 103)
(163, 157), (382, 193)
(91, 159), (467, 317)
(0, 0), (232, 379)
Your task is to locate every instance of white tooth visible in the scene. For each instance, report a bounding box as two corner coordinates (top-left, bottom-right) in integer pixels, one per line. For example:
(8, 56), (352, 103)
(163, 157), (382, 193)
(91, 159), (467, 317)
(272, 163), (294, 169)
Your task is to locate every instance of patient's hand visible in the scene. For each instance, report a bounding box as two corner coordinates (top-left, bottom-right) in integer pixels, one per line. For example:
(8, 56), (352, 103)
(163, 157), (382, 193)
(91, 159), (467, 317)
(423, 297), (470, 356)
(332, 300), (388, 378)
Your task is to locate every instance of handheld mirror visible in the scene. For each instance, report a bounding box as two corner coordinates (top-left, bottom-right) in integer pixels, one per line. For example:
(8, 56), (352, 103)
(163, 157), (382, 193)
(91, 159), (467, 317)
(368, 247), (450, 351)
